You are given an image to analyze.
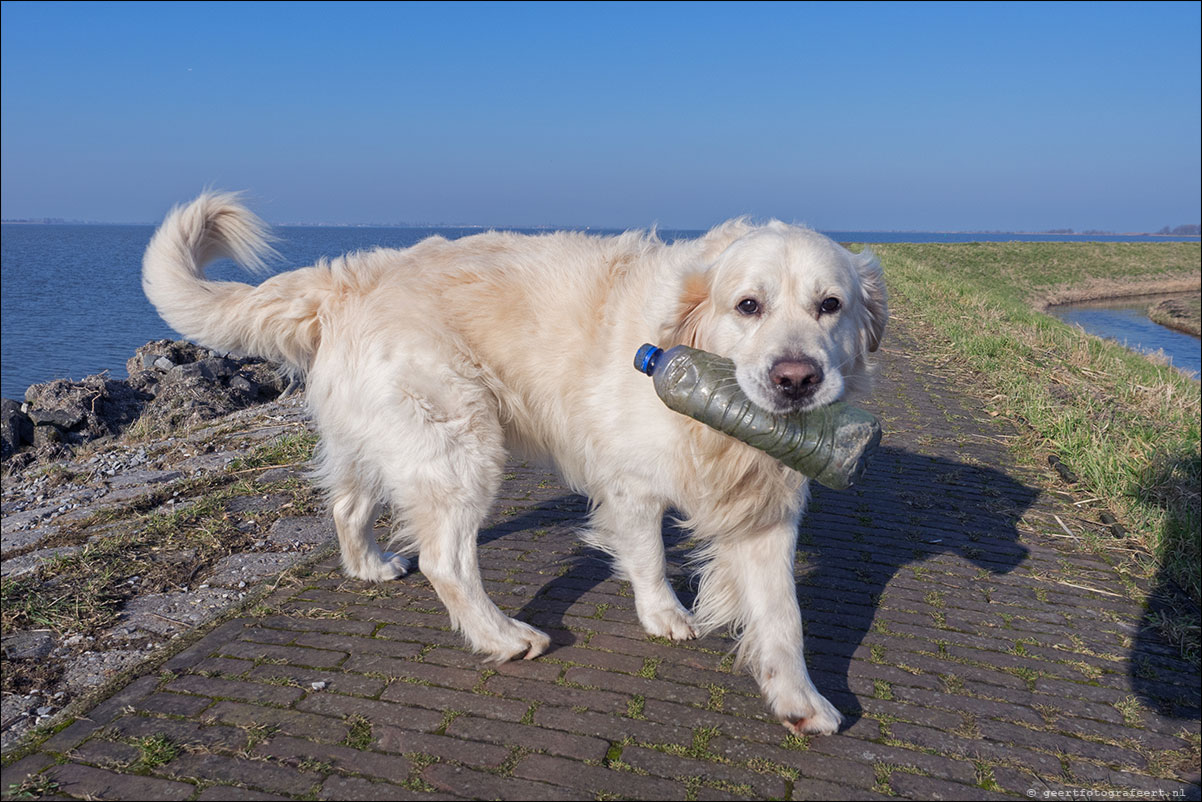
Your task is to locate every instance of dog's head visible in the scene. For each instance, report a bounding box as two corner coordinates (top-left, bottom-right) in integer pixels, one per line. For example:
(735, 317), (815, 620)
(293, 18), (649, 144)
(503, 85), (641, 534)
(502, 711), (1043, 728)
(661, 219), (887, 414)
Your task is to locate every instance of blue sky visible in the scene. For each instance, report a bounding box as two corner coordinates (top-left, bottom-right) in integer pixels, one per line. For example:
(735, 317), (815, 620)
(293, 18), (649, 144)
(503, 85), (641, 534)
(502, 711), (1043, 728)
(2, 1), (1199, 231)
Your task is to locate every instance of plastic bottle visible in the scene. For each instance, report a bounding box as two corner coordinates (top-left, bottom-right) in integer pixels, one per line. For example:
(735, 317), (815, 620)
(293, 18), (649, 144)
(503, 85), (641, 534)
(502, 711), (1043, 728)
(634, 343), (882, 490)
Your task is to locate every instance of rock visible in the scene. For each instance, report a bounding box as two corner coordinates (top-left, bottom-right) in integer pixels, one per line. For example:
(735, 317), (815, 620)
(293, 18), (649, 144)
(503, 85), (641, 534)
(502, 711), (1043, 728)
(105, 469), (183, 489)
(266, 516), (333, 548)
(6, 338), (291, 468)
(27, 407), (84, 430)
(1, 631), (57, 661)
(1, 399), (35, 458)
(21, 375), (150, 449)
(114, 588), (234, 638)
(229, 374), (258, 395)
(1, 546), (83, 579)
(206, 552), (295, 588)
(125, 339), (212, 376)
(61, 650), (148, 694)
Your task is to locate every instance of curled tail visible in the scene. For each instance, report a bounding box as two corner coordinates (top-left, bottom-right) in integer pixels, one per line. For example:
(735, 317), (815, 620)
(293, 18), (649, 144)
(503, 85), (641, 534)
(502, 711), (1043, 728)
(143, 192), (324, 373)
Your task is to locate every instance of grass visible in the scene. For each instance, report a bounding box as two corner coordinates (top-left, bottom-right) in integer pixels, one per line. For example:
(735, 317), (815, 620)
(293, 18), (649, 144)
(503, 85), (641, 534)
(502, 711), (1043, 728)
(869, 241), (1200, 658)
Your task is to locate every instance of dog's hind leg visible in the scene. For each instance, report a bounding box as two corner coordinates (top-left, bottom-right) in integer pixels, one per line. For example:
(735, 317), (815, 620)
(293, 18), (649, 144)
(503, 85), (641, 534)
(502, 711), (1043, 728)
(331, 485), (409, 582)
(386, 374), (550, 662)
(586, 488), (697, 641)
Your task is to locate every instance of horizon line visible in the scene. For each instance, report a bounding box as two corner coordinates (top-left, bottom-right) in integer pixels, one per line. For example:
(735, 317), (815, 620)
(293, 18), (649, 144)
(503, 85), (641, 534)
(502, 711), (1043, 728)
(2, 218), (1199, 238)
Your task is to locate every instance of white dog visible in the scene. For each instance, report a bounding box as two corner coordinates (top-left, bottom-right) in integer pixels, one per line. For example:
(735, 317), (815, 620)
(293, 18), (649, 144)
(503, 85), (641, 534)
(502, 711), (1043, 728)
(143, 193), (886, 735)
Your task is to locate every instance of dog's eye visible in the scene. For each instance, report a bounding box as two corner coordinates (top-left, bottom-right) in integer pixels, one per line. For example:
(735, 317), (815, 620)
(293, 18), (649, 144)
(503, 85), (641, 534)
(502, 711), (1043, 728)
(736, 298), (761, 316)
(819, 297), (841, 315)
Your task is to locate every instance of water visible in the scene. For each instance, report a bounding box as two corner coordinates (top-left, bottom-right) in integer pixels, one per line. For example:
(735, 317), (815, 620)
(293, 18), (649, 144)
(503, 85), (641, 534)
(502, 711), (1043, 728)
(1049, 297), (1201, 378)
(2, 224), (1198, 400)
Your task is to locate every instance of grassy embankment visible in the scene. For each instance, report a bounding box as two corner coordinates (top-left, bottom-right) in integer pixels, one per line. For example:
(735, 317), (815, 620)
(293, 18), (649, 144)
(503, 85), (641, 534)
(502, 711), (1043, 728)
(1148, 295), (1202, 337)
(868, 242), (1200, 655)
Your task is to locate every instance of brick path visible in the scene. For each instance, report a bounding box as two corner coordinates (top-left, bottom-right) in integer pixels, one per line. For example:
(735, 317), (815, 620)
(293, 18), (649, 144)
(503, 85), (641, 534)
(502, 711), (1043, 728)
(5, 323), (1200, 801)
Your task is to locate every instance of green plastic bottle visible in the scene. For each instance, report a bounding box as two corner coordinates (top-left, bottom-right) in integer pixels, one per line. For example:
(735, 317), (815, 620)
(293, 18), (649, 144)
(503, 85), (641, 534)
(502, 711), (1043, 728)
(634, 344), (881, 490)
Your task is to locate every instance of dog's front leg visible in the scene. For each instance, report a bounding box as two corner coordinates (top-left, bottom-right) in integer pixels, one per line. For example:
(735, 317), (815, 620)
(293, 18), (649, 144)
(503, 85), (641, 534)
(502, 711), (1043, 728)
(695, 522), (843, 735)
(586, 489), (697, 640)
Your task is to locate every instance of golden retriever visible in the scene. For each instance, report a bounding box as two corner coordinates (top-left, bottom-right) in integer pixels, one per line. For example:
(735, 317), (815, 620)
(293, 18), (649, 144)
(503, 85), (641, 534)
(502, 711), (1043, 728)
(143, 192), (886, 735)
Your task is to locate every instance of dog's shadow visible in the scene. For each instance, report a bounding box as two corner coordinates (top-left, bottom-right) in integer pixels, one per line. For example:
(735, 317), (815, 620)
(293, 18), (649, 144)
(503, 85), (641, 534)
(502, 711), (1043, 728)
(491, 445), (1035, 731)
(797, 445), (1034, 728)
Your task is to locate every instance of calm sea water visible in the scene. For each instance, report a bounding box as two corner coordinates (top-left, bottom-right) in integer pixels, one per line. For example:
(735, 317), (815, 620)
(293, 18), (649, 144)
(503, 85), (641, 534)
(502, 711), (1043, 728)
(2, 224), (1198, 400)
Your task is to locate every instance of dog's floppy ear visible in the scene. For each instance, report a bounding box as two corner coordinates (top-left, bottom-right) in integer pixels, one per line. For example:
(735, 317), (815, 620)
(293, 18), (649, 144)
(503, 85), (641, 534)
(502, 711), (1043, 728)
(854, 247), (888, 352)
(697, 217), (755, 262)
(660, 270), (713, 349)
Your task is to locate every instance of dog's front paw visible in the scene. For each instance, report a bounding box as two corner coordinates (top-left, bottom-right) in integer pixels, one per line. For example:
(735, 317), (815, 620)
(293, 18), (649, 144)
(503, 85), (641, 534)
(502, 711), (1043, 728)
(639, 604), (698, 641)
(776, 690), (844, 736)
(344, 551), (410, 583)
(474, 618), (552, 663)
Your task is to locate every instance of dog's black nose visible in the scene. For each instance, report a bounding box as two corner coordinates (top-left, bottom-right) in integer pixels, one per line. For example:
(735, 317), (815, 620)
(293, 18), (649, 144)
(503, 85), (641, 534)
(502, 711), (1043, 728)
(770, 357), (824, 400)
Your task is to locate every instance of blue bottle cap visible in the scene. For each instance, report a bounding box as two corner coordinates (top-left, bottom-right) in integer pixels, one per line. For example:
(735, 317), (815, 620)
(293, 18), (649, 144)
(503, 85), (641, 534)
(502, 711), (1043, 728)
(634, 343), (663, 375)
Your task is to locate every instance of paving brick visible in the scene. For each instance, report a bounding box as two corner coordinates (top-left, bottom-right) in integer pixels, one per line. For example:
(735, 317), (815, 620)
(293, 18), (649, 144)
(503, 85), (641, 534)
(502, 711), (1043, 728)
(318, 774), (445, 800)
(809, 736), (979, 785)
(247, 663), (389, 697)
(791, 776), (893, 800)
(534, 703), (695, 747)
(164, 620), (250, 672)
(218, 639), (349, 668)
(1047, 710), (1191, 751)
(486, 671), (629, 712)
(203, 699), (351, 743)
(888, 722), (1065, 776)
(238, 626), (301, 645)
(513, 752), (686, 798)
(166, 674), (305, 705)
(380, 680), (530, 721)
(445, 713), (610, 761)
(622, 744), (788, 798)
(296, 692), (445, 732)
(981, 719), (1147, 768)
(1, 752), (56, 788)
(343, 653), (481, 689)
(133, 691), (216, 718)
(638, 697), (782, 743)
(163, 752), (320, 796)
(106, 715), (245, 749)
(423, 761), (584, 800)
(563, 665), (712, 707)
(293, 630), (433, 660)
(46, 762), (195, 800)
(373, 725), (510, 767)
(708, 736), (879, 790)
(254, 734), (411, 781)
(887, 683), (1046, 727)
(543, 645), (649, 673)
(66, 738), (141, 768)
(888, 771), (1013, 800)
(196, 786), (290, 800)
(370, 623), (473, 649)
(255, 614), (379, 636)
(191, 655), (257, 676)
(39, 718), (107, 755)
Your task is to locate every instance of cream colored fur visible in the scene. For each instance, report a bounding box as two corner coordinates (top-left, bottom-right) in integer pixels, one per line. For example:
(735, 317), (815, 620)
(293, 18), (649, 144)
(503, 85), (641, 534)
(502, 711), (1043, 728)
(143, 192), (887, 735)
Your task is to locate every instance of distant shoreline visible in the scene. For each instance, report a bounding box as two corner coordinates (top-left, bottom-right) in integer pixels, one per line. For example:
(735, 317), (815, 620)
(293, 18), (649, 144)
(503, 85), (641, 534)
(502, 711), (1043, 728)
(2, 219), (1199, 240)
